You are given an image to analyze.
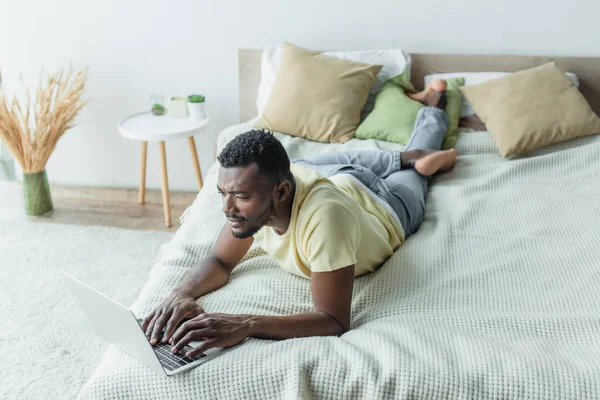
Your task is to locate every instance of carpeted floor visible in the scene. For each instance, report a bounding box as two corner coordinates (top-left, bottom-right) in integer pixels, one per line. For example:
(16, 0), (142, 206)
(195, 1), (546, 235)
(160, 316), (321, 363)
(0, 220), (174, 399)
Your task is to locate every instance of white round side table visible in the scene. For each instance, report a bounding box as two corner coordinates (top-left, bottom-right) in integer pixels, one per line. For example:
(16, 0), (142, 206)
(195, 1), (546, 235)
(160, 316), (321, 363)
(118, 112), (210, 227)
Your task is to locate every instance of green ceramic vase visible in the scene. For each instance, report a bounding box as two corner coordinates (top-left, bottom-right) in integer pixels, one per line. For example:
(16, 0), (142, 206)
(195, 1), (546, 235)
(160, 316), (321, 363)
(23, 169), (54, 216)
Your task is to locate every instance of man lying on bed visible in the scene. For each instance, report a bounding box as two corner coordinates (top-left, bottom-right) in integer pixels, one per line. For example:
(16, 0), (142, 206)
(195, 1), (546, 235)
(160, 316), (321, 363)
(143, 79), (457, 358)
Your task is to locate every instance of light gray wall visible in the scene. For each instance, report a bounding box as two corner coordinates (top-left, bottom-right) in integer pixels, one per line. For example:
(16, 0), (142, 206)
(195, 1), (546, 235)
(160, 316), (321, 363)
(0, 68), (16, 180)
(1, 0), (598, 190)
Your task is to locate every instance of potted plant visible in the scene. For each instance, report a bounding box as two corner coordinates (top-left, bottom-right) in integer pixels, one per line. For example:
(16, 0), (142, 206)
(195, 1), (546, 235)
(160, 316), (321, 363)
(0, 65), (90, 215)
(151, 103), (165, 116)
(187, 94), (206, 120)
(150, 93), (165, 116)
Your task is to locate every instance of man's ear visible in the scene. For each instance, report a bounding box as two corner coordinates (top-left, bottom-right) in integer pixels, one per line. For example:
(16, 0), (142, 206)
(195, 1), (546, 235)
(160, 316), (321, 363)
(277, 180), (292, 202)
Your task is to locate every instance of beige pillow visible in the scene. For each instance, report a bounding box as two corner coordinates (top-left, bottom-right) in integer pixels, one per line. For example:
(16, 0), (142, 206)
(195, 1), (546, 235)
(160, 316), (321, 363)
(255, 42), (382, 143)
(459, 62), (600, 157)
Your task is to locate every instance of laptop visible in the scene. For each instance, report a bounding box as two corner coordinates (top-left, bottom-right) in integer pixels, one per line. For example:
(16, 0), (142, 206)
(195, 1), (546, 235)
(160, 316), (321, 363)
(61, 271), (241, 376)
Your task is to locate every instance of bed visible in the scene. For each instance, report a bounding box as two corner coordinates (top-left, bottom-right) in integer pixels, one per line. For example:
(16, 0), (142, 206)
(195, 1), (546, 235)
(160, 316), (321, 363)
(77, 52), (600, 399)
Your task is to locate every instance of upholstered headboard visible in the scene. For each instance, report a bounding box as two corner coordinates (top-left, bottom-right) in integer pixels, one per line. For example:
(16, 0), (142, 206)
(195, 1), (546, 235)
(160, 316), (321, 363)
(238, 50), (600, 122)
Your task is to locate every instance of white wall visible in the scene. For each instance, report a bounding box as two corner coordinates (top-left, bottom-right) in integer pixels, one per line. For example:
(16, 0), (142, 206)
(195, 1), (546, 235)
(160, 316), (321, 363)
(1, 0), (598, 191)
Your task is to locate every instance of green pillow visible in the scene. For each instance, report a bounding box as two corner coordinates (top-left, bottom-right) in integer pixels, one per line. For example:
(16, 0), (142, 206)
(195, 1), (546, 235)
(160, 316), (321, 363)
(355, 72), (465, 149)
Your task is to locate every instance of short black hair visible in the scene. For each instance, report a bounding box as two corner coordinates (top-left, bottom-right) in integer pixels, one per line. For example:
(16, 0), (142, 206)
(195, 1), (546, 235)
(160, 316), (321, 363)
(217, 129), (293, 186)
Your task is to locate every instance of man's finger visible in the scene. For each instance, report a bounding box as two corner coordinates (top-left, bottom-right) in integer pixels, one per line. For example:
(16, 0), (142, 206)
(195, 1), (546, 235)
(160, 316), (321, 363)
(187, 338), (219, 357)
(170, 319), (209, 347)
(145, 311), (161, 339)
(150, 310), (171, 345)
(162, 309), (185, 343)
(141, 311), (155, 332)
(171, 327), (215, 354)
(170, 331), (197, 354)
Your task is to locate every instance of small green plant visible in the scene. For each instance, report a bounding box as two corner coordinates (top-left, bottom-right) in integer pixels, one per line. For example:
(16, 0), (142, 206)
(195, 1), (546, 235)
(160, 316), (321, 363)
(151, 103), (165, 115)
(187, 94), (205, 103)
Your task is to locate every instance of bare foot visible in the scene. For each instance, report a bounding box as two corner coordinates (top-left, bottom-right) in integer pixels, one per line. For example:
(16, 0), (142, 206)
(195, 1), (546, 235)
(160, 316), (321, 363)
(407, 79), (448, 109)
(414, 148), (458, 176)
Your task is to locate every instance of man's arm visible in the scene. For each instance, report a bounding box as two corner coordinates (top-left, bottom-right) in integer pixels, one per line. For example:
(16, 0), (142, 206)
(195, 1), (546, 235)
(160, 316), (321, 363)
(249, 264), (355, 338)
(178, 222), (254, 298)
(143, 222), (253, 344)
(169, 264), (355, 355)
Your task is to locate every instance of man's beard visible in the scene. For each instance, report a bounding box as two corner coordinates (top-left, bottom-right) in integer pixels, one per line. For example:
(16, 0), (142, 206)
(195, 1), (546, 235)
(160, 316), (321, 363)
(231, 200), (276, 239)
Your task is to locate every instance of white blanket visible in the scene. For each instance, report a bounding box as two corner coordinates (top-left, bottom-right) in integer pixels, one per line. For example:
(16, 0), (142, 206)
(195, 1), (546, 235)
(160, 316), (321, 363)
(78, 123), (600, 399)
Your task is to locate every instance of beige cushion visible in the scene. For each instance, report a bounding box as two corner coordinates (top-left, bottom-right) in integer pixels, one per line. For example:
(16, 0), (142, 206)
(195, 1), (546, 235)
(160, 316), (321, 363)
(255, 42), (382, 143)
(459, 62), (600, 157)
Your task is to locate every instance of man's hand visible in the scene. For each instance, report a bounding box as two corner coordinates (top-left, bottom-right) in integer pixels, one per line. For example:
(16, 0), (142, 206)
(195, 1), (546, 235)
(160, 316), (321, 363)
(169, 313), (254, 356)
(142, 290), (205, 345)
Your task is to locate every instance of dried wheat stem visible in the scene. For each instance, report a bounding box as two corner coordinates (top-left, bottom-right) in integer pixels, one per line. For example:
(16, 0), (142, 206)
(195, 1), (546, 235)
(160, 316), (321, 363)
(0, 65), (89, 173)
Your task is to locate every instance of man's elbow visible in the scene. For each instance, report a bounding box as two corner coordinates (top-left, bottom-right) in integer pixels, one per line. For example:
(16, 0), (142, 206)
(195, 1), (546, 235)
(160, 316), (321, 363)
(333, 324), (350, 337)
(322, 312), (349, 336)
(336, 325), (349, 336)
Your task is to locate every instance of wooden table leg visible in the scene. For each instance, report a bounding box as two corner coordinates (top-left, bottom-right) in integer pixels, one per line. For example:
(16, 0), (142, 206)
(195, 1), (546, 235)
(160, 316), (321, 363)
(158, 141), (172, 227)
(188, 136), (203, 190)
(139, 141), (147, 204)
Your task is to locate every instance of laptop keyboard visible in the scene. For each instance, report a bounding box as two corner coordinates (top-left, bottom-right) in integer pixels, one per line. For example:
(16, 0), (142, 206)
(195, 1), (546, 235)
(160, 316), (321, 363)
(137, 318), (207, 371)
(153, 342), (206, 371)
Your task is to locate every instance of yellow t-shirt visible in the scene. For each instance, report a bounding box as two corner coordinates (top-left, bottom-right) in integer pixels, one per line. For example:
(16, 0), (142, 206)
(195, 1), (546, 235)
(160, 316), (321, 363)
(253, 164), (405, 279)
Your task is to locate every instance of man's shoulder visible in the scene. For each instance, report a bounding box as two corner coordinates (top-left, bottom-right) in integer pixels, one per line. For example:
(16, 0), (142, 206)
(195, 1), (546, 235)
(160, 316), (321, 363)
(298, 183), (359, 224)
(300, 180), (352, 209)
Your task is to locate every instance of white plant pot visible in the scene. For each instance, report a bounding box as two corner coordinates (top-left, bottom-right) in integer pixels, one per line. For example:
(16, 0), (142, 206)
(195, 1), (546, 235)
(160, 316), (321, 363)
(168, 97), (189, 118)
(188, 102), (205, 120)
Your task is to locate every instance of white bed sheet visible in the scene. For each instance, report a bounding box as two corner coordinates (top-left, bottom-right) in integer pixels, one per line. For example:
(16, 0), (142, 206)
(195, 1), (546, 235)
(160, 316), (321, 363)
(78, 123), (600, 399)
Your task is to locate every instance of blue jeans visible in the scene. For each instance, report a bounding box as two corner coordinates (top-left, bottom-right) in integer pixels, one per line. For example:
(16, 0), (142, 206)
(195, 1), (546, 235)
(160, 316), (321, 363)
(292, 107), (449, 237)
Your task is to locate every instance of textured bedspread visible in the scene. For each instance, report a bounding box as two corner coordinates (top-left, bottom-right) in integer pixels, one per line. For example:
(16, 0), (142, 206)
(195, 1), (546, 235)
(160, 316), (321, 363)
(78, 123), (600, 399)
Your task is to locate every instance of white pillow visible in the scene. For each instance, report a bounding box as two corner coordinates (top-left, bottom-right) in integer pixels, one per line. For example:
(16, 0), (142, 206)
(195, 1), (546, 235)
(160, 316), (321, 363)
(424, 71), (580, 117)
(256, 46), (411, 119)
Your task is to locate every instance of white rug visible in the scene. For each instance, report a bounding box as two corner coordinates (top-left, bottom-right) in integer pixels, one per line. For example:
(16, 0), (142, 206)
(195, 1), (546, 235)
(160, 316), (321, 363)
(0, 220), (174, 400)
